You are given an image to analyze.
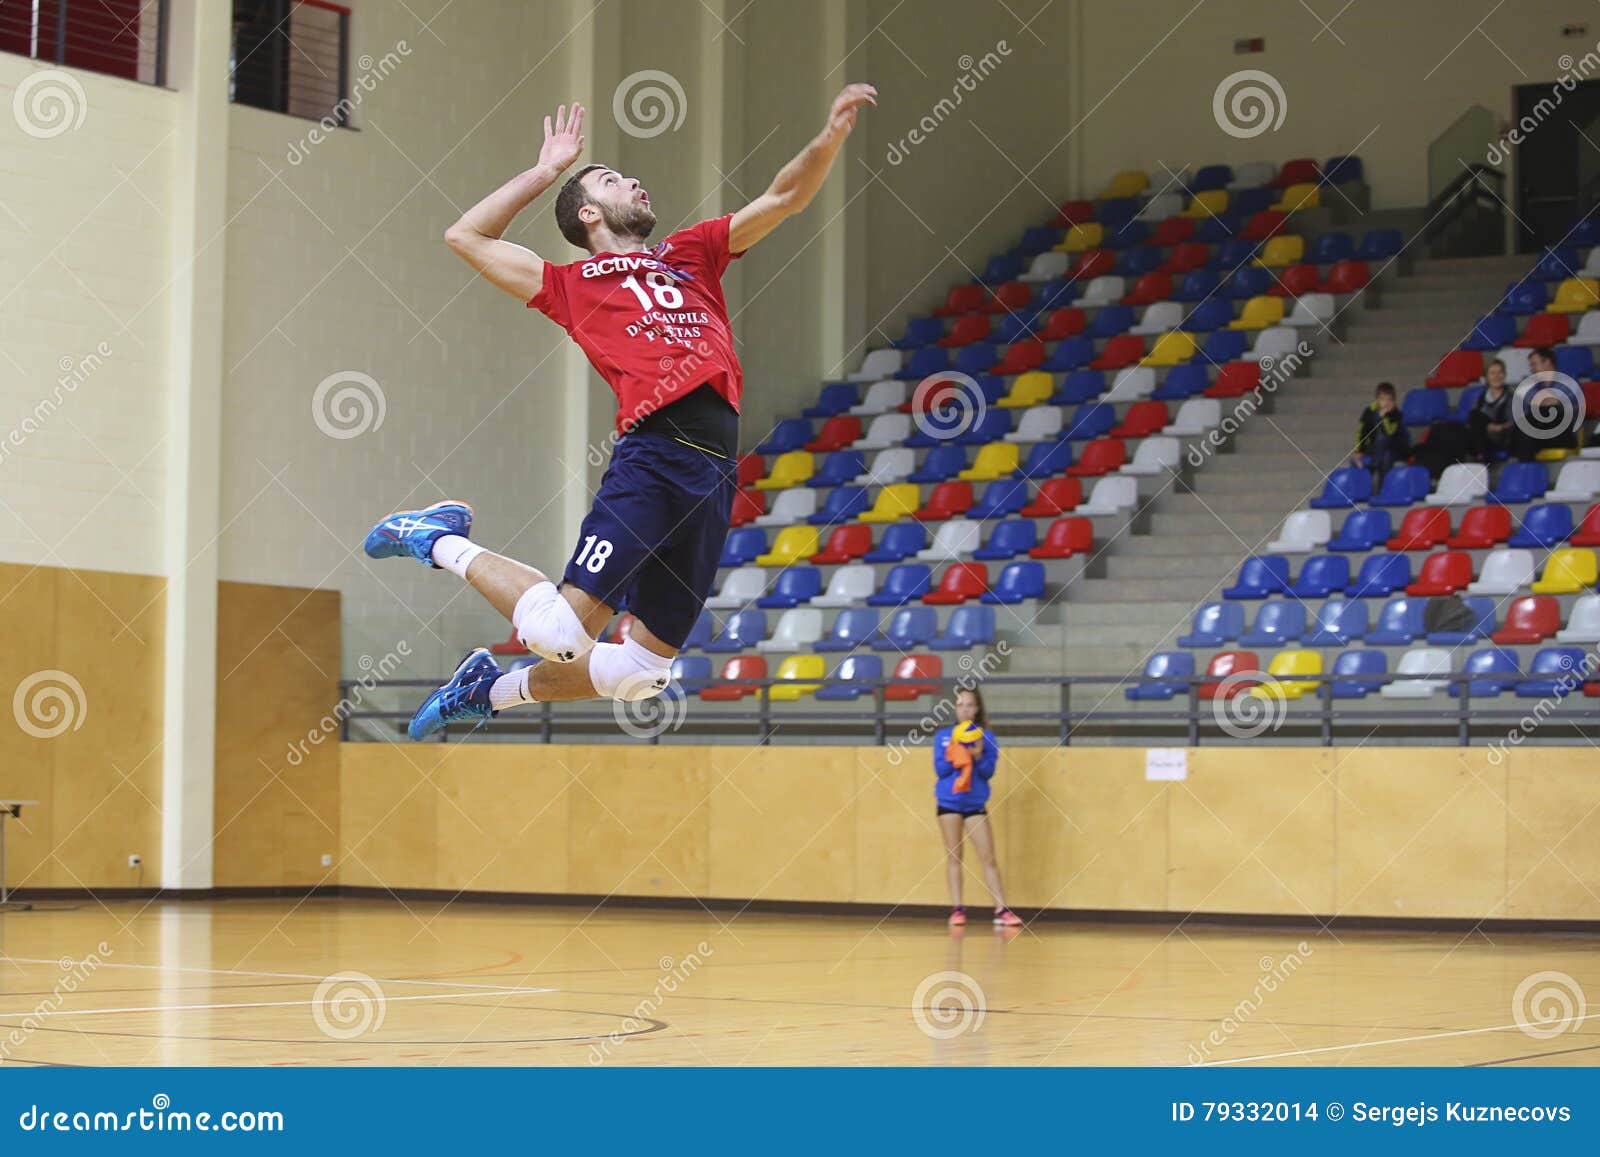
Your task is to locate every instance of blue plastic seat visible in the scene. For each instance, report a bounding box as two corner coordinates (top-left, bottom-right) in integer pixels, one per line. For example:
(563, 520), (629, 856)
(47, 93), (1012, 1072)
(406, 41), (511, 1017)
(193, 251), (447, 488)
(1495, 280), (1547, 315)
(908, 444), (967, 483)
(814, 608), (880, 652)
(957, 409), (1013, 446)
(1152, 363), (1209, 400)
(1118, 247), (1164, 277)
(972, 478), (1032, 517)
(1327, 508), (1392, 550)
(1308, 232), (1354, 264)
(1097, 197), (1138, 227)
(973, 519), (1037, 560)
(1034, 279), (1079, 311)
(814, 653), (883, 701)
(1366, 596), (1426, 645)
(1460, 314), (1516, 351)
(1304, 599), (1369, 646)
(866, 564), (932, 606)
(1194, 211), (1241, 242)
(1223, 555), (1291, 599)
(1239, 599), (1306, 647)
(980, 560), (1046, 604)
(1516, 647), (1589, 697)
(755, 419), (812, 455)
(1105, 220), (1150, 250)
(1182, 299), (1234, 333)
(982, 254), (1022, 284)
(862, 523), (926, 563)
(932, 605), (997, 650)
(804, 383), (858, 418)
(1427, 595), (1496, 645)
(668, 655), (713, 696)
(1401, 389), (1449, 427)
(1013, 442), (1072, 481)
(899, 345), (950, 380)
(1043, 336), (1096, 372)
(1192, 164), (1232, 191)
(872, 606), (938, 651)
(1125, 651), (1196, 701)
(1508, 503), (1574, 548)
(1330, 649), (1387, 698)
(720, 527), (767, 567)
(682, 613), (716, 650)
(992, 314), (1032, 343)
(703, 609), (766, 652)
(1197, 329), (1248, 363)
(1489, 461), (1550, 505)
(1018, 225), (1064, 256)
(1178, 601), (1245, 647)
(1370, 465), (1431, 507)
(1050, 369), (1102, 404)
(1290, 554), (1351, 598)
(1452, 385), (1487, 423)
(1230, 186), (1276, 216)
(1311, 467), (1374, 510)
(1088, 305), (1135, 339)
(756, 567), (822, 609)
(1065, 402), (1116, 441)
(1218, 241), (1262, 274)
(1532, 246), (1580, 281)
(1356, 229), (1402, 260)
(1225, 267), (1270, 298)
(895, 316), (944, 349)
(1172, 270), (1221, 302)
(1451, 648), (1522, 698)
(1555, 345), (1594, 381)
(1345, 552), (1410, 597)
(809, 486), (870, 526)
(953, 342), (999, 377)
(1324, 155), (1365, 185)
(1571, 219), (1600, 247)
(808, 451), (866, 488)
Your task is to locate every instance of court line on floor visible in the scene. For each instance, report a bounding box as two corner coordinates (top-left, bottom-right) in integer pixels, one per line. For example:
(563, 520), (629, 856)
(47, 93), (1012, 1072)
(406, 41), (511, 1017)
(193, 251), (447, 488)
(1199, 1010), (1600, 1066)
(0, 955), (559, 994)
(0, 990), (556, 1020)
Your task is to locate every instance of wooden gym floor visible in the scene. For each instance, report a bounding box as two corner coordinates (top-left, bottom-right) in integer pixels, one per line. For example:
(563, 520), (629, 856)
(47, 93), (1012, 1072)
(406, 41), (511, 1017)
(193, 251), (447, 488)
(0, 899), (1596, 1066)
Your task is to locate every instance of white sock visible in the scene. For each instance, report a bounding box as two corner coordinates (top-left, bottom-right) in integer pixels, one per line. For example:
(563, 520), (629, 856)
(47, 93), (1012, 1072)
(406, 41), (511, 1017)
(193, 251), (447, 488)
(431, 535), (485, 579)
(488, 666), (535, 711)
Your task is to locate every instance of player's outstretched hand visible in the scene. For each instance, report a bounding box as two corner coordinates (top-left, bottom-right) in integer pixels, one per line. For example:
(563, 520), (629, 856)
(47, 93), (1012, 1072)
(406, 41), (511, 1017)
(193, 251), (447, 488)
(539, 102), (586, 172)
(827, 83), (877, 137)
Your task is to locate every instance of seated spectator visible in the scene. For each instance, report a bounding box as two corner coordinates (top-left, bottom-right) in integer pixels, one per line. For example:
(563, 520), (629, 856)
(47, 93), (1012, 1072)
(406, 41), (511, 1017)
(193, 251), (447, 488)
(1351, 382), (1410, 482)
(1468, 357), (1513, 462)
(1511, 347), (1582, 459)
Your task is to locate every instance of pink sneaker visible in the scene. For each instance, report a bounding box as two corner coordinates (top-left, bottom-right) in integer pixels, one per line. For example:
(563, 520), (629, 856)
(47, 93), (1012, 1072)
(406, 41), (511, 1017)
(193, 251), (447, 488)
(993, 907), (1023, 927)
(947, 907), (967, 926)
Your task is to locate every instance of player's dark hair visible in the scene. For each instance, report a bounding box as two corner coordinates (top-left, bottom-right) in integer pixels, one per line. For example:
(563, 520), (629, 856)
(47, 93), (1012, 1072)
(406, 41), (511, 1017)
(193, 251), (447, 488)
(1374, 381), (1396, 399)
(555, 163), (609, 250)
(1531, 346), (1556, 366)
(956, 686), (989, 730)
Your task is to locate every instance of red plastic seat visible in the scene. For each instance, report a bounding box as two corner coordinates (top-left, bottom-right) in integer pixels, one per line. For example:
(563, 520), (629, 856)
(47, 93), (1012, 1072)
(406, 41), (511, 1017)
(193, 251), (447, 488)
(1571, 503), (1600, 547)
(605, 612), (637, 643)
(1515, 313), (1570, 348)
(934, 284), (985, 317)
(489, 629), (527, 656)
(1109, 401), (1170, 438)
(1404, 550), (1474, 596)
(1267, 263), (1319, 297)
(1320, 259), (1371, 293)
(913, 481), (974, 521)
(1239, 210), (1289, 241)
(1584, 382), (1600, 420)
(885, 654), (943, 699)
(1029, 517), (1092, 559)
(992, 339), (1045, 375)
(737, 454), (766, 487)
(922, 562), (989, 605)
(938, 313), (991, 347)
(811, 524), (872, 564)
(1490, 596), (1562, 645)
(1585, 681), (1600, 698)
(1204, 361), (1260, 398)
(1019, 477), (1083, 516)
(1053, 200), (1094, 227)
(1427, 349), (1483, 388)
(1037, 307), (1087, 340)
(1122, 272), (1174, 306)
(1090, 334), (1144, 370)
(804, 415), (861, 452)
(1066, 437), (1127, 477)
(1272, 158), (1320, 187)
(1149, 217), (1195, 247)
(1069, 249), (1116, 280)
(984, 281), (1031, 314)
(1159, 242), (1210, 274)
(730, 488), (766, 527)
(1199, 650), (1260, 700)
(1386, 507), (1451, 551)
(700, 655), (767, 701)
(1446, 505), (1512, 548)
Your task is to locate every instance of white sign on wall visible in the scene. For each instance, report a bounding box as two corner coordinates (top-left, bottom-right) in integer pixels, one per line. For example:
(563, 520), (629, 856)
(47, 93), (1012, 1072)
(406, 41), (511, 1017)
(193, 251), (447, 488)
(1145, 748), (1188, 781)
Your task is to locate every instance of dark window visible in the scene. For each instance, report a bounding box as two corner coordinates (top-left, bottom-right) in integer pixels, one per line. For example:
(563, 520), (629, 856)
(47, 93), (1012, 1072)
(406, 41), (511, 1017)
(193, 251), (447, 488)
(0, 0), (167, 85)
(230, 0), (350, 124)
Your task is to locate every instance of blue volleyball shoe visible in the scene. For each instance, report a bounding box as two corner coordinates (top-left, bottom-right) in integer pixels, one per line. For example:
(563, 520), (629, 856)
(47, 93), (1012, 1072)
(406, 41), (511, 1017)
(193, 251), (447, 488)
(363, 500), (474, 568)
(408, 647), (502, 740)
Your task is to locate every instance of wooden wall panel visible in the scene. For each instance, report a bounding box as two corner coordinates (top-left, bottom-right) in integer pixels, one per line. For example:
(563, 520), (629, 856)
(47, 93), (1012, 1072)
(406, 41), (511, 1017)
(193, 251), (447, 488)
(707, 746), (856, 902)
(1504, 748), (1600, 920)
(0, 563), (61, 889)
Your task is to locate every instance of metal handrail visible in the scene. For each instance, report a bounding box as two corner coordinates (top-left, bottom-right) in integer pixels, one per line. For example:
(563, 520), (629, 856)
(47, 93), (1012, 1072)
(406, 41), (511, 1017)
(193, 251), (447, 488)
(1422, 163), (1506, 245)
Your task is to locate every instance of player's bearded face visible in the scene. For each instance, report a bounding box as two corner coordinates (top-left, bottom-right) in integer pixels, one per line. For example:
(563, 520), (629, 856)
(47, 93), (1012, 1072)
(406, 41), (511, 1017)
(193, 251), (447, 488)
(598, 195), (656, 241)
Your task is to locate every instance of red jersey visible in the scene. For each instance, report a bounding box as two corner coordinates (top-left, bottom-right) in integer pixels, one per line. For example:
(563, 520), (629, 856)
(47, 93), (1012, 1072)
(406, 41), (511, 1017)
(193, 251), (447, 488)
(528, 214), (745, 435)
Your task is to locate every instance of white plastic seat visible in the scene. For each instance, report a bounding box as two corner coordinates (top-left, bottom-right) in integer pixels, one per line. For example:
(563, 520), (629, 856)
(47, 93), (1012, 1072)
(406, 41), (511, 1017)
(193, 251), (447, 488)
(851, 348), (902, 381)
(755, 487), (818, 526)
(1105, 366), (1156, 403)
(756, 608), (824, 653)
(1004, 405), (1064, 443)
(1228, 161), (1276, 189)
(916, 519), (981, 561)
(705, 567), (766, 610)
(1021, 251), (1070, 283)
(1131, 301), (1184, 335)
(1568, 310), (1600, 346)
(1379, 647), (1452, 698)
(856, 446), (914, 486)
(1266, 509), (1332, 553)
(1121, 436), (1180, 476)
(1249, 325), (1302, 363)
(1284, 293), (1335, 326)
(1162, 397), (1222, 436)
(850, 379), (906, 416)
(1556, 594), (1600, 642)
(811, 564), (876, 608)
(1077, 475), (1139, 515)
(1466, 548), (1536, 595)
(1078, 276), (1125, 307)
(854, 412), (912, 450)
(1584, 251), (1600, 278)
(1426, 462), (1489, 506)
(1549, 460), (1600, 501)
(1494, 346), (1531, 382)
(1136, 192), (1185, 221)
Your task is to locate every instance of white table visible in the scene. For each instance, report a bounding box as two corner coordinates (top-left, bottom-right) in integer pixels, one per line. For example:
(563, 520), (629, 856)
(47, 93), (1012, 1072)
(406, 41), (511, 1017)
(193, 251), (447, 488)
(0, 801), (38, 911)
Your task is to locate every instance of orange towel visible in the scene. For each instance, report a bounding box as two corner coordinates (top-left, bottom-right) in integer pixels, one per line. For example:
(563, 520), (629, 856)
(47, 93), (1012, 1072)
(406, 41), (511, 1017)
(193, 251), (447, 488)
(946, 734), (975, 794)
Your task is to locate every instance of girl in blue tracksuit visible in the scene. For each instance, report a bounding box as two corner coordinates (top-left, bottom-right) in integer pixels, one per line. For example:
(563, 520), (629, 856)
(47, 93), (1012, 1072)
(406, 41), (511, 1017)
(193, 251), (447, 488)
(934, 688), (1021, 927)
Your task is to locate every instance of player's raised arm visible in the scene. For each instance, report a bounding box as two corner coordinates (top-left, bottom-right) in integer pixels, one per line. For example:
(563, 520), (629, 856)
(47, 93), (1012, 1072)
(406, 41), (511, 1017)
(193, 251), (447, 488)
(728, 83), (876, 253)
(445, 102), (587, 301)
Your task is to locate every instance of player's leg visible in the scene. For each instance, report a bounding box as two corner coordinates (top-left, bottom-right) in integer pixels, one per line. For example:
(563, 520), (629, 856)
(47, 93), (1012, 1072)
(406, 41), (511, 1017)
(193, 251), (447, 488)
(964, 814), (1021, 925)
(939, 812), (967, 922)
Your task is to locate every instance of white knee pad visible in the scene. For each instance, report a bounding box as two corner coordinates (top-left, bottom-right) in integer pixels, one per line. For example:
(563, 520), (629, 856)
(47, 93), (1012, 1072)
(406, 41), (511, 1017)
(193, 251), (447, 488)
(589, 636), (674, 701)
(513, 582), (595, 663)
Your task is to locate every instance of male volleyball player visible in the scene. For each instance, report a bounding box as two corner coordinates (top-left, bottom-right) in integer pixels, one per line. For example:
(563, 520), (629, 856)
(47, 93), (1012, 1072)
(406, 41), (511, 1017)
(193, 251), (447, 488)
(362, 85), (877, 738)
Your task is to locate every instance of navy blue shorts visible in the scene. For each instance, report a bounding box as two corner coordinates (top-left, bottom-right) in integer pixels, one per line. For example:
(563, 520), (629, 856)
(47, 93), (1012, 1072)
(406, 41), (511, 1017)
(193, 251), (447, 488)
(561, 432), (737, 649)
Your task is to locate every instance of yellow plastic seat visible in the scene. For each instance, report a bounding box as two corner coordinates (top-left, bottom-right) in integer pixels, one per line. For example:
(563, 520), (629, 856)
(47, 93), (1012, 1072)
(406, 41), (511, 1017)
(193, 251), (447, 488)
(997, 371), (1054, 409)
(958, 442), (1020, 482)
(1530, 548), (1598, 595)
(1271, 183), (1321, 212)
(1249, 650), (1322, 701)
(1535, 446), (1576, 462)
(768, 654), (825, 701)
(1255, 234), (1305, 268)
(859, 483), (920, 523)
(1057, 222), (1103, 253)
(1229, 295), (1286, 330)
(755, 526), (819, 567)
(1099, 170), (1149, 199)
(754, 450), (813, 490)
(1549, 278), (1600, 313)
(1141, 331), (1197, 367)
(1181, 189), (1229, 219)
